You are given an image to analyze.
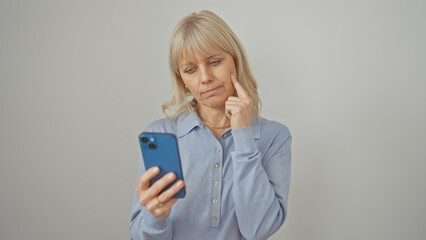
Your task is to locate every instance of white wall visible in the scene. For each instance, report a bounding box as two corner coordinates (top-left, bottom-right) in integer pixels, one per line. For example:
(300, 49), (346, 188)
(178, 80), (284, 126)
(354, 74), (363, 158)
(1, 0), (425, 239)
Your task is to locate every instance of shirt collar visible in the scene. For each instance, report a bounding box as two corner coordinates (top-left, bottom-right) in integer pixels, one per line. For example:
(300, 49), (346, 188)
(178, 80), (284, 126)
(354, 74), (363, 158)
(176, 111), (261, 139)
(176, 111), (203, 138)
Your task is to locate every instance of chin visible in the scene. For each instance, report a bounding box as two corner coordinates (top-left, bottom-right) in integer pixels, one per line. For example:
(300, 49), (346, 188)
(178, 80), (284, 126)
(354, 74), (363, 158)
(199, 99), (226, 109)
(198, 94), (231, 109)
(206, 102), (226, 109)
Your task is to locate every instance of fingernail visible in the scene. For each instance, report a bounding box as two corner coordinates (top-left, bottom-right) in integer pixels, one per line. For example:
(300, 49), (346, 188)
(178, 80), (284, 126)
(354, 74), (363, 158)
(231, 74), (234, 79)
(168, 173), (175, 179)
(177, 181), (183, 187)
(152, 167), (159, 173)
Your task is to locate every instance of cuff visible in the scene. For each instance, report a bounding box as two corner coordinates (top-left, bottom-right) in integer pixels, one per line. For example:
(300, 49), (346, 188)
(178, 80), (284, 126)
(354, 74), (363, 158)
(232, 126), (256, 154)
(141, 208), (170, 231)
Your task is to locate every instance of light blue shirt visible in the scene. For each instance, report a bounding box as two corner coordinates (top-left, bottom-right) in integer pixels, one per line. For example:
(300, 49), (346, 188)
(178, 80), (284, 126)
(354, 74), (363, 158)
(130, 111), (292, 240)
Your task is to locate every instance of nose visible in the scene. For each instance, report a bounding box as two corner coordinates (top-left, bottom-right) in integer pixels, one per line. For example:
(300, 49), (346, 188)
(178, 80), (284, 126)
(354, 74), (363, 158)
(199, 66), (214, 85)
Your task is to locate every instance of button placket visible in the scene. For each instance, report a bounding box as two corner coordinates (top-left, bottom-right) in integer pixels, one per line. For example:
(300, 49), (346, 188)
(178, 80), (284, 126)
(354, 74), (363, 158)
(210, 144), (222, 228)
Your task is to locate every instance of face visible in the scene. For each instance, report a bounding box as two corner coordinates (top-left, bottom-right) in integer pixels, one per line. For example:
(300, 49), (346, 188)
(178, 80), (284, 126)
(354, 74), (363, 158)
(179, 50), (236, 110)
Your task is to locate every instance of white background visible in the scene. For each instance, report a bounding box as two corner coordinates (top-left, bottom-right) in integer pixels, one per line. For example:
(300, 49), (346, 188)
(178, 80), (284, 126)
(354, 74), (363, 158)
(1, 0), (425, 239)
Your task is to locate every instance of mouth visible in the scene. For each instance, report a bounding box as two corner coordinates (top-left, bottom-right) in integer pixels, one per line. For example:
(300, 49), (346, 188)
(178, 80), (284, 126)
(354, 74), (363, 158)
(201, 86), (221, 96)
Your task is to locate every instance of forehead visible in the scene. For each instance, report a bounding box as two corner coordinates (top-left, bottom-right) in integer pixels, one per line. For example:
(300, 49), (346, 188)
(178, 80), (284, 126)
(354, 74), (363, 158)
(179, 48), (224, 66)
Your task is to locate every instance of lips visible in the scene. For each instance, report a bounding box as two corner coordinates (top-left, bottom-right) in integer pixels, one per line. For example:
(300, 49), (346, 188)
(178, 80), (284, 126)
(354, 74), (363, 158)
(201, 86), (221, 95)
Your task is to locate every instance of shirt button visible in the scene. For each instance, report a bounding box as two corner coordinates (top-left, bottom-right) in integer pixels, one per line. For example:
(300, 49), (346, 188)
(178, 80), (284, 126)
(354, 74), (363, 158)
(213, 199), (218, 204)
(214, 181), (219, 186)
(215, 163), (220, 168)
(223, 133), (227, 138)
(212, 216), (217, 221)
(216, 148), (221, 153)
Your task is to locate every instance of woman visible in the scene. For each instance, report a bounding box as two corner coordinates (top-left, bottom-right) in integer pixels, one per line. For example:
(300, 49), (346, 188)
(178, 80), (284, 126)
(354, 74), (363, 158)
(130, 10), (292, 240)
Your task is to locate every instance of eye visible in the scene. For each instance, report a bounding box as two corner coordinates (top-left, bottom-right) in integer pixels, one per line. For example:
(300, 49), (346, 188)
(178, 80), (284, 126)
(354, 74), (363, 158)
(209, 59), (221, 66)
(184, 67), (195, 74)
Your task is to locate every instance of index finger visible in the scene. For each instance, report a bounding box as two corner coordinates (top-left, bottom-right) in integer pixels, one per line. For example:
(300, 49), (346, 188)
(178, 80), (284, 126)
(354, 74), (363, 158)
(231, 74), (249, 98)
(137, 166), (160, 192)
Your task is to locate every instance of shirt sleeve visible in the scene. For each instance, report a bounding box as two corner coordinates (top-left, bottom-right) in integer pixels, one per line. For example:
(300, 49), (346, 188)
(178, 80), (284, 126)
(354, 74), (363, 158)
(129, 153), (173, 240)
(231, 124), (292, 240)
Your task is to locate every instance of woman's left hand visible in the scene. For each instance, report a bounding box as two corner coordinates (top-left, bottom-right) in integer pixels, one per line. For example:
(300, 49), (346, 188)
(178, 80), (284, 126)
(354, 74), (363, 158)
(225, 74), (253, 130)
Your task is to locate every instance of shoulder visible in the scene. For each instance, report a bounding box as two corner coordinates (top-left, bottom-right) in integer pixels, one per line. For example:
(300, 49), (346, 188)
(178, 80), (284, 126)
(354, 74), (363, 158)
(259, 117), (291, 140)
(256, 117), (292, 165)
(144, 118), (177, 133)
(142, 111), (197, 136)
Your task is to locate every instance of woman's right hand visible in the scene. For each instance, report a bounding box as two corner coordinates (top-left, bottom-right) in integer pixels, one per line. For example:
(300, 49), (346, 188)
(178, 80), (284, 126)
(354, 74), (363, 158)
(136, 166), (185, 218)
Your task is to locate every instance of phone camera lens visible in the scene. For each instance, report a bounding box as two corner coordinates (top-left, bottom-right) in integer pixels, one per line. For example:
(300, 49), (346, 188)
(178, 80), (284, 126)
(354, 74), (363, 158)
(141, 137), (148, 143)
(148, 143), (156, 149)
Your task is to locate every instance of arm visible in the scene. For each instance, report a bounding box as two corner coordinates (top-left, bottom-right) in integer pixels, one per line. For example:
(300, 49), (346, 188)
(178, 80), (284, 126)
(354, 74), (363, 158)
(231, 125), (292, 240)
(129, 202), (172, 240)
(129, 153), (183, 239)
(225, 74), (292, 239)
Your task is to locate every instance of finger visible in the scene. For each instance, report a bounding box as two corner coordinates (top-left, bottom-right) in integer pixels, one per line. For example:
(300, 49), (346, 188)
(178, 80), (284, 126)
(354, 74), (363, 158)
(158, 180), (185, 203)
(137, 166), (160, 193)
(225, 99), (246, 110)
(145, 189), (180, 213)
(226, 96), (240, 102)
(139, 172), (177, 207)
(146, 172), (177, 197)
(153, 197), (178, 210)
(160, 198), (179, 211)
(226, 97), (246, 104)
(225, 109), (232, 119)
(165, 198), (179, 207)
(227, 93), (253, 106)
(225, 104), (236, 120)
(149, 198), (179, 218)
(225, 103), (242, 115)
(231, 74), (249, 99)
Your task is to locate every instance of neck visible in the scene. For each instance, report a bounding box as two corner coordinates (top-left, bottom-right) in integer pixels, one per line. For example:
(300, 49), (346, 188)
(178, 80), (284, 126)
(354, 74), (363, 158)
(197, 105), (230, 128)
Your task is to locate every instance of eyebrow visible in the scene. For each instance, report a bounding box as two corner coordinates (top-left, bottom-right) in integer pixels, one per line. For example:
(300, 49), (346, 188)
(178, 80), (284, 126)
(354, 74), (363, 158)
(180, 54), (222, 69)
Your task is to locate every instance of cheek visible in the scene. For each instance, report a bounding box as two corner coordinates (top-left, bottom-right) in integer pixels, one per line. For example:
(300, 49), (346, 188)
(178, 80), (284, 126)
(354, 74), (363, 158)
(181, 76), (193, 87)
(217, 70), (233, 87)
(216, 67), (232, 82)
(181, 78), (198, 95)
(218, 60), (236, 81)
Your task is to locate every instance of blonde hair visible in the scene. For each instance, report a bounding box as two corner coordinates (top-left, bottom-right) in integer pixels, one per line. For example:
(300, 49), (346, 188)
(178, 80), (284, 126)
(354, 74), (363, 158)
(162, 10), (261, 119)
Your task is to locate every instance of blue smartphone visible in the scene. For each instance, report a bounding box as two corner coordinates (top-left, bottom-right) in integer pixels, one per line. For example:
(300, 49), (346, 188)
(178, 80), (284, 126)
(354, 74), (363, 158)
(139, 132), (185, 198)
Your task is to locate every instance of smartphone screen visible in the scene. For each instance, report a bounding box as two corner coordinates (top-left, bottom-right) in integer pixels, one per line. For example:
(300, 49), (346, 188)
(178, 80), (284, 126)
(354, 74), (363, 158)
(139, 132), (185, 198)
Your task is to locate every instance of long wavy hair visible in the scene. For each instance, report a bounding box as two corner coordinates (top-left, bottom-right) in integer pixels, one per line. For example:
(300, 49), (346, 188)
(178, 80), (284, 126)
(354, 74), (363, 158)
(162, 10), (261, 119)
